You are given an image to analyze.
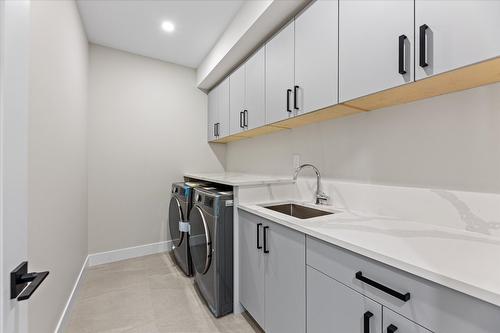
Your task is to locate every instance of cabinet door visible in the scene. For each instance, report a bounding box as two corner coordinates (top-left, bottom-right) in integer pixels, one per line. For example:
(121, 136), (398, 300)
(264, 221), (305, 333)
(245, 47), (266, 130)
(238, 211), (265, 327)
(383, 308), (432, 333)
(339, 0), (414, 102)
(415, 0), (500, 80)
(295, 0), (338, 114)
(207, 88), (217, 142)
(307, 266), (382, 333)
(217, 77), (230, 138)
(265, 21), (295, 124)
(229, 65), (245, 135)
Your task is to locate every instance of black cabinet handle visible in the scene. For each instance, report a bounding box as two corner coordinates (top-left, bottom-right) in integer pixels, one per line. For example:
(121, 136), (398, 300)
(398, 35), (407, 75)
(293, 85), (299, 110)
(263, 226), (269, 253)
(244, 110), (248, 127)
(286, 89), (292, 112)
(355, 271), (410, 302)
(215, 123), (218, 137)
(257, 223), (263, 249)
(239, 111), (243, 128)
(387, 324), (398, 333)
(363, 311), (373, 333)
(217, 123), (220, 137)
(419, 24), (429, 68)
(11, 261), (49, 301)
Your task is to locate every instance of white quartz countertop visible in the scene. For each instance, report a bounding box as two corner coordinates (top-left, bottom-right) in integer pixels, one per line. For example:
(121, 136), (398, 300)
(238, 201), (500, 308)
(184, 172), (294, 186)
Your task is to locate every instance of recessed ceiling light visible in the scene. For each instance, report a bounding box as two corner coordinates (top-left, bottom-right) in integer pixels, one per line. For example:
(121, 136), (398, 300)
(161, 21), (175, 33)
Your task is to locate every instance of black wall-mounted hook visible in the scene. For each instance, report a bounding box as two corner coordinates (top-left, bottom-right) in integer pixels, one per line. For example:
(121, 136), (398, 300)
(10, 261), (49, 301)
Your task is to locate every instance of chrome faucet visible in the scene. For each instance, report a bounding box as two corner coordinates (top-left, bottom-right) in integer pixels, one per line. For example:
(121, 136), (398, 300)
(293, 164), (329, 205)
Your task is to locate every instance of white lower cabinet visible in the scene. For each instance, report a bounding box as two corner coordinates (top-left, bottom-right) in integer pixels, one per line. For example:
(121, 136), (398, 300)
(307, 236), (500, 333)
(383, 308), (432, 333)
(239, 209), (265, 326)
(307, 266), (382, 333)
(238, 210), (305, 333)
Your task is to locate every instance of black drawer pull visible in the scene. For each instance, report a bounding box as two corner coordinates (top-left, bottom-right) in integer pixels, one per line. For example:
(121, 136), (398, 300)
(256, 223), (262, 249)
(387, 324), (398, 333)
(419, 24), (429, 68)
(398, 35), (407, 75)
(286, 89), (292, 112)
(355, 271), (410, 302)
(263, 226), (270, 253)
(240, 111), (243, 128)
(363, 311), (373, 333)
(244, 109), (248, 127)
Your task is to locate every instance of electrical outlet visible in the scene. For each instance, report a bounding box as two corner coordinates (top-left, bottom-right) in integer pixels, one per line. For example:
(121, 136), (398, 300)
(292, 154), (300, 170)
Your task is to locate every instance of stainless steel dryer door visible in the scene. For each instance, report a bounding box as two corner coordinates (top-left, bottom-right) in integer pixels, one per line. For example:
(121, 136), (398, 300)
(189, 205), (212, 275)
(168, 196), (184, 247)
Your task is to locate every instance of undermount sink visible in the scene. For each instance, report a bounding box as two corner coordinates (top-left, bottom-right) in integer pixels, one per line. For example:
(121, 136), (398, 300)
(262, 203), (334, 219)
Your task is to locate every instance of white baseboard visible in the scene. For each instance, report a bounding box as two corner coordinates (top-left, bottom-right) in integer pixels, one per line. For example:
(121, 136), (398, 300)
(54, 255), (89, 333)
(87, 240), (173, 267)
(53, 241), (172, 332)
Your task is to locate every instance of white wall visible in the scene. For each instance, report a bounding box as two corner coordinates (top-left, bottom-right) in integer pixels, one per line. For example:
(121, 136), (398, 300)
(226, 83), (500, 194)
(28, 1), (88, 332)
(88, 44), (225, 254)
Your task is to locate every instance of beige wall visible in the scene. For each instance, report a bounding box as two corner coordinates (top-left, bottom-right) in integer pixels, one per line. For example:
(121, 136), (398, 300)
(226, 83), (500, 193)
(88, 44), (225, 254)
(28, 1), (88, 332)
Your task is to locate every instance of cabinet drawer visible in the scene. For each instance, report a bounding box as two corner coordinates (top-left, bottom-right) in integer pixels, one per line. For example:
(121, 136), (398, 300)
(306, 236), (500, 333)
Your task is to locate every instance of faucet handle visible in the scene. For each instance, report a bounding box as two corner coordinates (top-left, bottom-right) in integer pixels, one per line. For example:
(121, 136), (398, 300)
(316, 192), (329, 205)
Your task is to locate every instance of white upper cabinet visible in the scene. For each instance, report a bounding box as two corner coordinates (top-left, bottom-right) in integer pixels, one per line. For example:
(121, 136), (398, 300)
(265, 21), (295, 124)
(229, 65), (245, 135)
(415, 0), (500, 80)
(295, 0), (339, 114)
(207, 77), (230, 141)
(230, 47), (266, 135)
(245, 47), (266, 130)
(207, 88), (217, 141)
(339, 0), (414, 102)
(217, 77), (230, 138)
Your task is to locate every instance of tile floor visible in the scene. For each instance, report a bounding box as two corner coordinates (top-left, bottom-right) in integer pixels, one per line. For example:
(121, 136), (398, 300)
(66, 253), (261, 333)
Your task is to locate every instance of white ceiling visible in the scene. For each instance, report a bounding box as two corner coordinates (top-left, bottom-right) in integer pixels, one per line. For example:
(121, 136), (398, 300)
(76, 0), (244, 68)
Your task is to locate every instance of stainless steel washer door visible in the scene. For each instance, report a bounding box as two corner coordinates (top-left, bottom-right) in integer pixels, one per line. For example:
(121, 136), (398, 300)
(168, 196), (184, 247)
(189, 205), (212, 275)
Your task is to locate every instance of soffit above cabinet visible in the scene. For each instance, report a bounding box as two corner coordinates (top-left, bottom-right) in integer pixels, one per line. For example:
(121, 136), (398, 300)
(196, 0), (310, 91)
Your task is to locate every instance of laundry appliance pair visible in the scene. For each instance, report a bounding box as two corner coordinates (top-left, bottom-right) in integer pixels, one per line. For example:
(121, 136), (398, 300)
(168, 182), (233, 317)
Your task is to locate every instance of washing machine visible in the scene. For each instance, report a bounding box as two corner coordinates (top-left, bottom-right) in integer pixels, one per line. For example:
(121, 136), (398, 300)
(168, 181), (206, 276)
(189, 187), (234, 317)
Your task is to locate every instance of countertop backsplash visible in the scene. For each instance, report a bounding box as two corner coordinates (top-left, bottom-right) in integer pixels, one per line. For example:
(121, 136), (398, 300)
(239, 177), (500, 238)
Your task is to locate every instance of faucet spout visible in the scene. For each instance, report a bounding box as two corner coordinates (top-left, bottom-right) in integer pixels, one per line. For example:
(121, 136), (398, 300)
(293, 164), (329, 205)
